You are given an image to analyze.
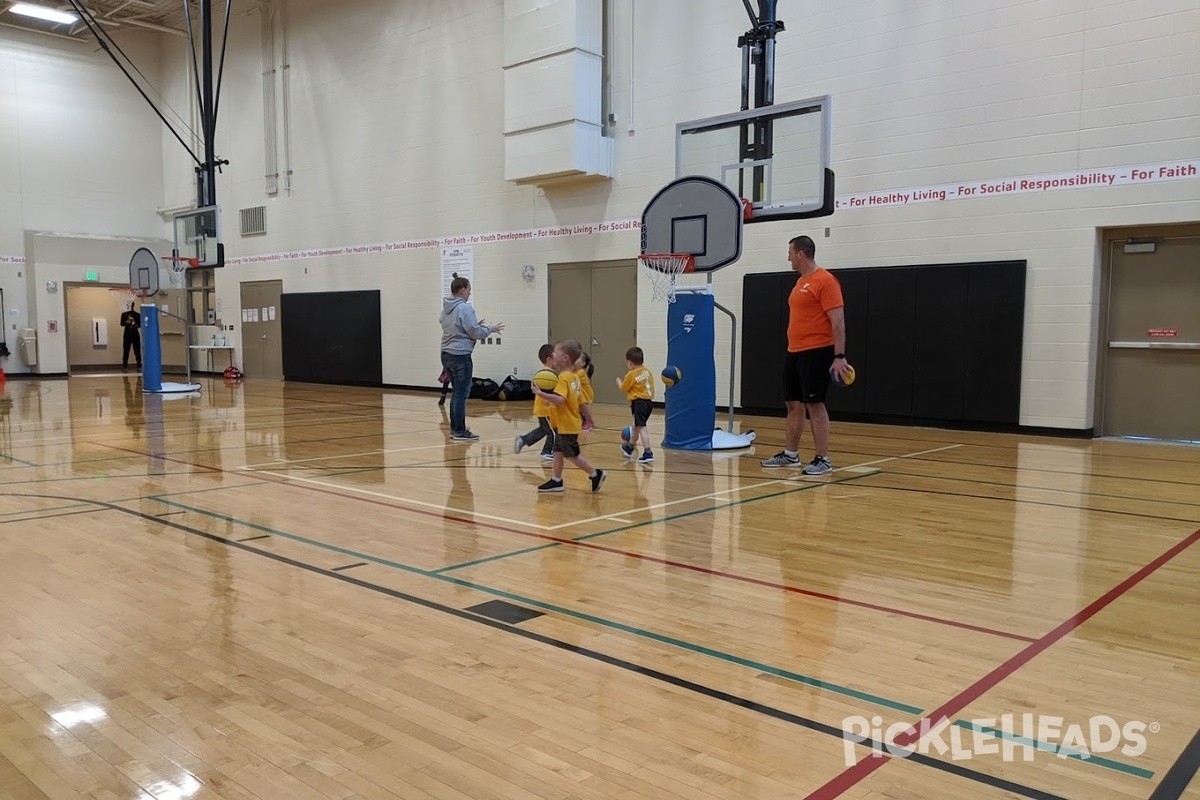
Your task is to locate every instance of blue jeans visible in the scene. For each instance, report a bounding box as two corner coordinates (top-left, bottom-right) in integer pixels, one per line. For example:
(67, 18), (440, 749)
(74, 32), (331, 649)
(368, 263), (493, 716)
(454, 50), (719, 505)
(440, 352), (473, 435)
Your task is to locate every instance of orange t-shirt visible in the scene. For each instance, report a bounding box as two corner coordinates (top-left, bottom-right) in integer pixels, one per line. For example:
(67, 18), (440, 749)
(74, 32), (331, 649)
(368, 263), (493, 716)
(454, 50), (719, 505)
(787, 268), (844, 352)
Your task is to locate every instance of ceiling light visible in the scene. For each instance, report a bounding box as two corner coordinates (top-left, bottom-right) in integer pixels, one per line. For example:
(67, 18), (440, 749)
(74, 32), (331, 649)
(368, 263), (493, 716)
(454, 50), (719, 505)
(9, 3), (80, 25)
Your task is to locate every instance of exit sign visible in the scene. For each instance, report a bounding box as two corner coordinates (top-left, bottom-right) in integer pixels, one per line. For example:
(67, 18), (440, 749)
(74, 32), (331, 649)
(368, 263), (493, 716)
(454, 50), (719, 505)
(84, 271), (99, 282)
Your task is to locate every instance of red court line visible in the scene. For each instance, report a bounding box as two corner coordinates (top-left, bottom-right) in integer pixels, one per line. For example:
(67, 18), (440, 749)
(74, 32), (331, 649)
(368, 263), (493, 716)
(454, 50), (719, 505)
(569, 541), (1037, 643)
(95, 442), (1034, 642)
(804, 527), (1200, 799)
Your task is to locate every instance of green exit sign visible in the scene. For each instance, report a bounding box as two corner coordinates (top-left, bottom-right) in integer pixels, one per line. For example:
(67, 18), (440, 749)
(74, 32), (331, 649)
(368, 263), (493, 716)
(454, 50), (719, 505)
(84, 271), (99, 282)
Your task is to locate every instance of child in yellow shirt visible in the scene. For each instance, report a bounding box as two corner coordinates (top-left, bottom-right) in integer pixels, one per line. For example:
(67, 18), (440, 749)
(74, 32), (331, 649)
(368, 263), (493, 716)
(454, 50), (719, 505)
(532, 339), (606, 493)
(576, 352), (596, 431)
(514, 344), (556, 460)
(616, 346), (655, 463)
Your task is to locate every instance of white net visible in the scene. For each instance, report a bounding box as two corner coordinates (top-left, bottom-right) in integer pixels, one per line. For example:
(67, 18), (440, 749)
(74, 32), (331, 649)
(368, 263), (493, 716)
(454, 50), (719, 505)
(165, 256), (194, 288)
(639, 253), (694, 304)
(109, 287), (139, 312)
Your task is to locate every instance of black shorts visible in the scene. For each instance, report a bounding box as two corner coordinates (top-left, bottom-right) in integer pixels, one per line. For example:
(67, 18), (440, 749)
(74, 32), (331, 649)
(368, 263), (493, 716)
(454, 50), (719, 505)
(553, 433), (581, 458)
(630, 399), (654, 428)
(783, 345), (835, 404)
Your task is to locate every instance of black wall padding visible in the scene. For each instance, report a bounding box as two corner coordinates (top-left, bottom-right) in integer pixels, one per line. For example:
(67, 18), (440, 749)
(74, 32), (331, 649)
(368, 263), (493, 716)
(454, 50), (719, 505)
(741, 261), (1026, 427)
(281, 290), (383, 385)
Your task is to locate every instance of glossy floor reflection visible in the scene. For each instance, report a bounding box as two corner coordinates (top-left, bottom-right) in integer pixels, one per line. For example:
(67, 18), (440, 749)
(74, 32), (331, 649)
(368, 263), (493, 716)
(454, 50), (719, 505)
(0, 375), (1197, 799)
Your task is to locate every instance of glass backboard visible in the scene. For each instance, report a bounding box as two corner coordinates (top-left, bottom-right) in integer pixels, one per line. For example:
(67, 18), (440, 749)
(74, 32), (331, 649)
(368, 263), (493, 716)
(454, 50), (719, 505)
(677, 95), (833, 222)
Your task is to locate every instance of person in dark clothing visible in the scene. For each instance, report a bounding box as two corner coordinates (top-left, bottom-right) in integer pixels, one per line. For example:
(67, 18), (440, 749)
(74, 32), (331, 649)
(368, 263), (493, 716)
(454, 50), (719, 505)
(120, 302), (141, 371)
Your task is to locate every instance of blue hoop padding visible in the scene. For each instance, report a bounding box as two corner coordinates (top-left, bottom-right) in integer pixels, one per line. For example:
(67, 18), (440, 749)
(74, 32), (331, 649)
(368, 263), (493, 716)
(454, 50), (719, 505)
(663, 293), (716, 450)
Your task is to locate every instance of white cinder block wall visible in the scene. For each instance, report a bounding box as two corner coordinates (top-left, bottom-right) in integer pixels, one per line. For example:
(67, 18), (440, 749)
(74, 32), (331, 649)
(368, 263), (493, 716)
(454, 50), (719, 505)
(0, 27), (168, 374)
(5, 0), (1199, 429)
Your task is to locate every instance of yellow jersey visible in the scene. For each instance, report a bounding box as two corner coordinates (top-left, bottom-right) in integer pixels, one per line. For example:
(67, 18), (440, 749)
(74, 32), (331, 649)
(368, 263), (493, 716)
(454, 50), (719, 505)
(575, 368), (594, 404)
(619, 366), (654, 401)
(550, 370), (584, 434)
(533, 384), (553, 417)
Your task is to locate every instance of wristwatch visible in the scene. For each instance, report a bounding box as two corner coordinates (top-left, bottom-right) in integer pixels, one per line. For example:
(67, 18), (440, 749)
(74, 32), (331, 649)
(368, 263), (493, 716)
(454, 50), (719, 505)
(833, 353), (846, 359)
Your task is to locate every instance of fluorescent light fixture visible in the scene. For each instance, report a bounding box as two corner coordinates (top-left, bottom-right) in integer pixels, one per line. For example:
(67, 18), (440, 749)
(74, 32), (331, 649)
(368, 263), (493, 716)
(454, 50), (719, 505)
(9, 2), (80, 25)
(1123, 241), (1157, 254)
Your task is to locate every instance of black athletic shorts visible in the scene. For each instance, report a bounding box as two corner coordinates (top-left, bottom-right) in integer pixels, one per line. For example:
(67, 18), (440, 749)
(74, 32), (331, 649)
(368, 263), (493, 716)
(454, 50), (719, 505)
(783, 345), (835, 403)
(630, 399), (654, 428)
(553, 433), (581, 458)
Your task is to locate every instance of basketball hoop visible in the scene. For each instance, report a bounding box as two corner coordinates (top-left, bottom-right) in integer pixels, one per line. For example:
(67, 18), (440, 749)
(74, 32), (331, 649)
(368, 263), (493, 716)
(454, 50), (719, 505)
(109, 286), (143, 311)
(639, 253), (695, 304)
(163, 255), (200, 287)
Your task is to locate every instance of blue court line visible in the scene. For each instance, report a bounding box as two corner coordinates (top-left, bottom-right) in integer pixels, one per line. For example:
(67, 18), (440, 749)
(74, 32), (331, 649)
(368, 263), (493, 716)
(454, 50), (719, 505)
(952, 720), (1153, 779)
(431, 472), (877, 574)
(153, 495), (923, 715)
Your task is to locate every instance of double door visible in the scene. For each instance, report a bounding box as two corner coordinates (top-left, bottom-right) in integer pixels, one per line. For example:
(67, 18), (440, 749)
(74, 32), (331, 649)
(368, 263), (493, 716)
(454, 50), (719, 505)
(240, 281), (283, 380)
(547, 262), (637, 405)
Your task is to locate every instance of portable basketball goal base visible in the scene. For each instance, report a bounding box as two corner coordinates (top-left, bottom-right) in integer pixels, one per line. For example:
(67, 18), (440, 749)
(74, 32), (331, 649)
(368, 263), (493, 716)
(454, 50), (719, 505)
(640, 95), (834, 451)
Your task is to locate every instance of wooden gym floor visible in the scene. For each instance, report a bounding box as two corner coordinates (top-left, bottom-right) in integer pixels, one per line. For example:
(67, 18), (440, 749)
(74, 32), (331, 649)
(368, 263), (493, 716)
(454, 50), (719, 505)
(0, 375), (1196, 800)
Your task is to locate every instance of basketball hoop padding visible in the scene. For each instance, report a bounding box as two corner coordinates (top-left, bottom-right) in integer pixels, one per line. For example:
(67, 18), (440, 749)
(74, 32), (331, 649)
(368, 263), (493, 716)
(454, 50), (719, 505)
(662, 293), (717, 450)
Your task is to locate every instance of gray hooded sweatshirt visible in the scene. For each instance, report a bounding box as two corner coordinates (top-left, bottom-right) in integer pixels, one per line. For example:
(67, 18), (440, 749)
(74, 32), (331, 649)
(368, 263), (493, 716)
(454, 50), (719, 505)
(440, 296), (491, 355)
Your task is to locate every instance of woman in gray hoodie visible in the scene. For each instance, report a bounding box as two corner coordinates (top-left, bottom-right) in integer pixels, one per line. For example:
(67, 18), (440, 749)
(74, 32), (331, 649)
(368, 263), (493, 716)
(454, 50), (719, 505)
(439, 277), (504, 440)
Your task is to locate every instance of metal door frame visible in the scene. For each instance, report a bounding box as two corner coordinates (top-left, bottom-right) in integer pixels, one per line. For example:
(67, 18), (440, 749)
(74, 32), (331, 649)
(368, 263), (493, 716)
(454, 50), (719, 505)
(1095, 225), (1200, 436)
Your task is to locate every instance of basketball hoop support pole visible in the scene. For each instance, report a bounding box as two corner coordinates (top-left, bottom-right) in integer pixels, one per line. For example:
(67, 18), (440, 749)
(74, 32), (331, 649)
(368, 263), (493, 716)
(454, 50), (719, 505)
(714, 298), (738, 434)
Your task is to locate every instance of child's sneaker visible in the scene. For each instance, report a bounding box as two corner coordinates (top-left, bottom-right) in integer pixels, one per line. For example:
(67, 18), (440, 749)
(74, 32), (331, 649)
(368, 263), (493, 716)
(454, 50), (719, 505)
(621, 443), (634, 458)
(513, 436), (526, 454)
(590, 469), (607, 493)
(637, 450), (654, 463)
(761, 451), (800, 467)
(537, 478), (565, 493)
(540, 452), (555, 461)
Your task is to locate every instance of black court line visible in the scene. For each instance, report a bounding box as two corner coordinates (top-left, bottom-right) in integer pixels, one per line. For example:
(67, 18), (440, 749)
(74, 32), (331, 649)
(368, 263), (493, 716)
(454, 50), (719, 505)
(331, 562), (368, 572)
(740, 442), (1200, 488)
(20, 493), (1065, 800)
(1150, 727), (1200, 800)
(0, 507), (109, 525)
(855, 481), (1200, 525)
(153, 511), (187, 517)
(237, 534), (270, 543)
(829, 429), (1200, 464)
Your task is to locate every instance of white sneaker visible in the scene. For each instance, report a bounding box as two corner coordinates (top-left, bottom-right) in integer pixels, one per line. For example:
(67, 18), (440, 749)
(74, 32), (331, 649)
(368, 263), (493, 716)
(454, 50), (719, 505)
(802, 456), (833, 475)
(513, 435), (525, 454)
(761, 451), (800, 468)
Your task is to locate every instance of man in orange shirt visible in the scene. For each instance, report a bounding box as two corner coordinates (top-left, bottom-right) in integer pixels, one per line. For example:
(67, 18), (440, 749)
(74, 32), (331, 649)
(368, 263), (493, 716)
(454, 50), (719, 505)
(761, 235), (851, 475)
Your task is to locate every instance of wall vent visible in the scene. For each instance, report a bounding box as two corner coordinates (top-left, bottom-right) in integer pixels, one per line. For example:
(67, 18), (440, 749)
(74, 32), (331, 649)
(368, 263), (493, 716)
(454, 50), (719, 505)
(240, 206), (266, 236)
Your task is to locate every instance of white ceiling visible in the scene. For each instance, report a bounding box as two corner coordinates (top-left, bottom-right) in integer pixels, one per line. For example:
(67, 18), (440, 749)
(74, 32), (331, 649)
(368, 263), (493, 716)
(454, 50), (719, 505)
(1, 1), (252, 40)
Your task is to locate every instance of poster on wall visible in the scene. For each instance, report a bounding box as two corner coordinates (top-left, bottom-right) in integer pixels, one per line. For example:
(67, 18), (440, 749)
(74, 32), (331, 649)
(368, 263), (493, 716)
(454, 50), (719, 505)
(441, 246), (473, 301)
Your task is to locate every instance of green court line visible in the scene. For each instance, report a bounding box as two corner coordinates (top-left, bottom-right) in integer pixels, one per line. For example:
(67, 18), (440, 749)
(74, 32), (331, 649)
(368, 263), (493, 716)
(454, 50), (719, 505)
(952, 720), (1153, 779)
(432, 542), (559, 573)
(432, 472), (877, 574)
(153, 495), (923, 715)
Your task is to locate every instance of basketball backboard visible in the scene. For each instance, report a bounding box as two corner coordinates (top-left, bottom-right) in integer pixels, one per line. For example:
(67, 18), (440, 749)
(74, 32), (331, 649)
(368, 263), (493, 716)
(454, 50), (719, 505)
(129, 247), (160, 296)
(641, 176), (744, 273)
(173, 205), (224, 268)
(676, 95), (833, 222)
